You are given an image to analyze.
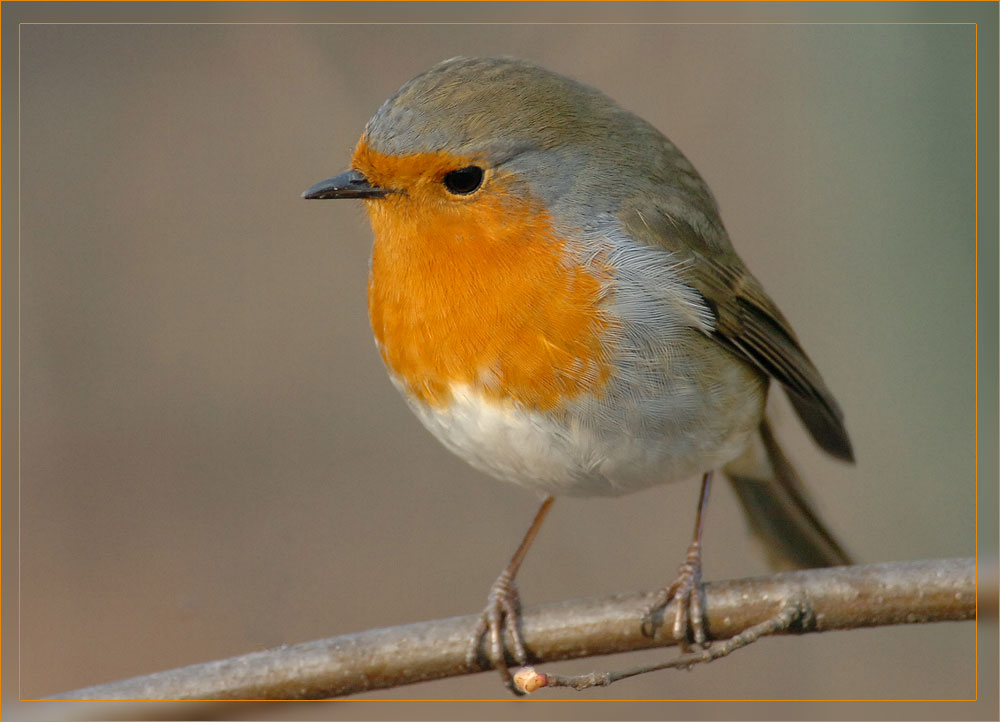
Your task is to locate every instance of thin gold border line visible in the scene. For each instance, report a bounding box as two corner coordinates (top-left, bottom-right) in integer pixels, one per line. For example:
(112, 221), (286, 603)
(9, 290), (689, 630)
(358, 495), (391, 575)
(11, 20), (982, 26)
(4, 1), (997, 3)
(24, 696), (981, 704)
(0, 0), (5, 710)
(972, 18), (979, 704)
(17, 19), (23, 704)
(0, 0), (5, 709)
(13, 19), (983, 705)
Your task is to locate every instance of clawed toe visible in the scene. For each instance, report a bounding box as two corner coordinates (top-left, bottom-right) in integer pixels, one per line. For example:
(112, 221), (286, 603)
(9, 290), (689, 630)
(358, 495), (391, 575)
(643, 472), (712, 651)
(464, 498), (555, 694)
(643, 556), (708, 651)
(467, 570), (528, 694)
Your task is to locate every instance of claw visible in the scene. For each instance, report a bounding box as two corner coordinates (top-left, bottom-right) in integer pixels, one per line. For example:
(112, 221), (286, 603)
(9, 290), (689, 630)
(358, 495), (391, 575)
(643, 472), (713, 650)
(467, 569), (528, 694)
(464, 497), (555, 695)
(643, 546), (707, 651)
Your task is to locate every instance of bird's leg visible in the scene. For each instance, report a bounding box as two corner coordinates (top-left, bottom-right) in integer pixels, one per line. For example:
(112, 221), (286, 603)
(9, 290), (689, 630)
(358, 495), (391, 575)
(643, 471), (713, 650)
(467, 496), (555, 694)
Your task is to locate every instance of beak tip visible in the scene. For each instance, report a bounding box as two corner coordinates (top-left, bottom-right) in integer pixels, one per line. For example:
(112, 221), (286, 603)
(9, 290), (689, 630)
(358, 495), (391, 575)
(302, 169), (388, 200)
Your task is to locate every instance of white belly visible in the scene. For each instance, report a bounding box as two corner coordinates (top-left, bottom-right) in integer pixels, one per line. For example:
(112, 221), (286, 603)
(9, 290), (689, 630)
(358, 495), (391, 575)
(396, 350), (766, 498)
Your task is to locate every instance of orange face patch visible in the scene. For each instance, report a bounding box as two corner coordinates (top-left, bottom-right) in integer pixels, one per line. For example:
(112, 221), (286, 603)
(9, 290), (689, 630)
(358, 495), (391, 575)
(354, 139), (613, 411)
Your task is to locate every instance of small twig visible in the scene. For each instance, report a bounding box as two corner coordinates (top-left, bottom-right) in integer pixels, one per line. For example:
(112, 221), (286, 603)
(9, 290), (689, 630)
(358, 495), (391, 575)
(532, 595), (807, 691)
(45, 558), (976, 701)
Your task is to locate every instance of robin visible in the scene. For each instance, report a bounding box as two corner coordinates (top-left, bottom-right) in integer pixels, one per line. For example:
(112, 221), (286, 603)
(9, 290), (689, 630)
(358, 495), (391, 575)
(304, 56), (853, 693)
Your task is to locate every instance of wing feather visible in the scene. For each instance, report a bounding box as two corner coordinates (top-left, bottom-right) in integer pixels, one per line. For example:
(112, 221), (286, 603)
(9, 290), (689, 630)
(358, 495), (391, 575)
(619, 205), (853, 462)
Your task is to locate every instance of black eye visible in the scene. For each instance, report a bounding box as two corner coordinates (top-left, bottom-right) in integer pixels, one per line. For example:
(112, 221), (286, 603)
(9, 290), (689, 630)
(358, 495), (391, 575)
(443, 166), (484, 195)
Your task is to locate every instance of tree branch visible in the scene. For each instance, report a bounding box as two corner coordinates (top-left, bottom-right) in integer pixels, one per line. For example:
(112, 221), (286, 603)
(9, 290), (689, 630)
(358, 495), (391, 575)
(48, 558), (975, 701)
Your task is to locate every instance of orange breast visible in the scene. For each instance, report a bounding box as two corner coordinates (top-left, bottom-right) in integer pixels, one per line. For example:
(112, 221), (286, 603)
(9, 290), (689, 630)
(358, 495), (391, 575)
(354, 141), (613, 411)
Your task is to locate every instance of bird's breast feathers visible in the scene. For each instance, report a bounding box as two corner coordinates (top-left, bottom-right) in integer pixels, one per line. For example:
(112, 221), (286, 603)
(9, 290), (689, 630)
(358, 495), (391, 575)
(365, 186), (763, 495)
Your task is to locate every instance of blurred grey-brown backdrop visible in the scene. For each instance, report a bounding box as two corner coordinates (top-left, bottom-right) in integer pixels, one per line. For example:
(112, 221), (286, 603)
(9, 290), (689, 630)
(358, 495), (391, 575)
(9, 4), (989, 717)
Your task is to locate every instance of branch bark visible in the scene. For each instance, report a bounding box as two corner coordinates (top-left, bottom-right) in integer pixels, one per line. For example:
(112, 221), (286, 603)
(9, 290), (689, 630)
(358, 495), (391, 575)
(48, 558), (976, 701)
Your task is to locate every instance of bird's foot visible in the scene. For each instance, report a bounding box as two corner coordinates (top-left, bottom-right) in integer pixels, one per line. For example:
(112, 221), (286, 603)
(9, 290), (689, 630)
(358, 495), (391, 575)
(466, 568), (529, 695)
(642, 536), (708, 651)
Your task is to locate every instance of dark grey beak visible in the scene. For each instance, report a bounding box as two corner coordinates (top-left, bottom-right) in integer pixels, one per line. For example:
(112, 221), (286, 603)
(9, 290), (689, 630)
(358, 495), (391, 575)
(302, 169), (390, 199)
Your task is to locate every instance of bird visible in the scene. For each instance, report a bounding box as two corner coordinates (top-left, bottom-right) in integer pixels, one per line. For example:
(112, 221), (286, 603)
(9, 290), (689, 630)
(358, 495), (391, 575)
(304, 55), (853, 693)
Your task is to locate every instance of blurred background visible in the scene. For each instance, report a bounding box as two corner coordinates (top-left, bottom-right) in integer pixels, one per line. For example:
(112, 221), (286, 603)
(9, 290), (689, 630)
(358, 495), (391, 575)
(7, 3), (992, 718)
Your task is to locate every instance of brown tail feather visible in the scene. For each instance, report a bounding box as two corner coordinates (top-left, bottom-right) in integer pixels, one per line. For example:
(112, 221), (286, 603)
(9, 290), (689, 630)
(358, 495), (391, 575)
(723, 417), (852, 570)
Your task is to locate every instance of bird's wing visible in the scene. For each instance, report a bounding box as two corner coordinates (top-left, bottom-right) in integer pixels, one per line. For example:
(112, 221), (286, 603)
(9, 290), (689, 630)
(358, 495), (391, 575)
(619, 203), (854, 462)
